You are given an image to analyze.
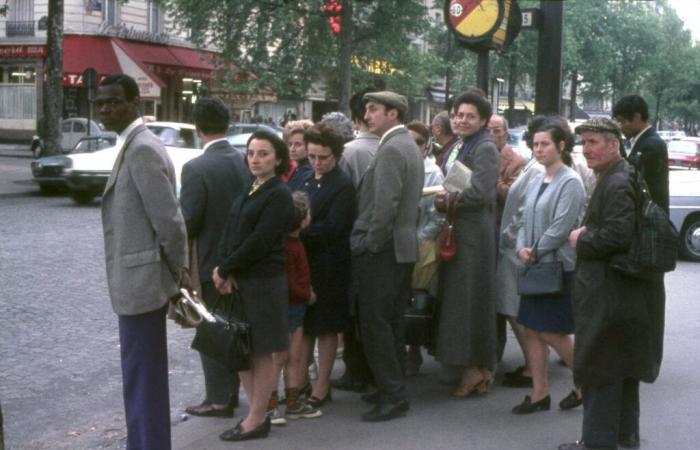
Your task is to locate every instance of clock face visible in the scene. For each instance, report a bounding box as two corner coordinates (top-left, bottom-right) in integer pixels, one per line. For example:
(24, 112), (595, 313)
(447, 0), (504, 41)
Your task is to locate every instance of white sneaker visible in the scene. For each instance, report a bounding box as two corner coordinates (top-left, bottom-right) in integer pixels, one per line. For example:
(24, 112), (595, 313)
(266, 407), (287, 426)
(286, 402), (322, 420)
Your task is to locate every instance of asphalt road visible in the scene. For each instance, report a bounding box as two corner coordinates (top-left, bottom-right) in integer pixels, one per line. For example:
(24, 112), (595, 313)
(1, 152), (699, 450)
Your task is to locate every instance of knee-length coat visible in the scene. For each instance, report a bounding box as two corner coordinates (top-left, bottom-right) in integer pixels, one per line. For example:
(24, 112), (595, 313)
(574, 159), (665, 387)
(436, 131), (500, 368)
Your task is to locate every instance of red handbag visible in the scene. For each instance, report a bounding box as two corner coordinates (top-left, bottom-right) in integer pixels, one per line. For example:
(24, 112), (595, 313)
(435, 191), (460, 262)
(438, 223), (456, 261)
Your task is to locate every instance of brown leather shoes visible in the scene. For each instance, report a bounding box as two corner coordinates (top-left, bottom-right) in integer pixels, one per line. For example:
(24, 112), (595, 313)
(185, 401), (235, 418)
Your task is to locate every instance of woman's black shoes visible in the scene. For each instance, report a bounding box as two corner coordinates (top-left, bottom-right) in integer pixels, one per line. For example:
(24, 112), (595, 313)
(559, 389), (583, 410)
(512, 395), (551, 414)
(502, 366), (533, 388)
(219, 418), (271, 441)
(307, 389), (332, 408)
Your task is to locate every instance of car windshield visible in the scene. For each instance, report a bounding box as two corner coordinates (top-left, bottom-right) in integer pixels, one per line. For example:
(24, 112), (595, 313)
(148, 126), (181, 146)
(668, 141), (698, 155)
(73, 137), (115, 154)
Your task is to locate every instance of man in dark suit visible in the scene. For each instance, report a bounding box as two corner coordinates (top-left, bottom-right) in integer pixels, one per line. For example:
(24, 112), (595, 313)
(99, 74), (187, 450)
(613, 94), (670, 213)
(350, 91), (424, 422)
(180, 98), (250, 418)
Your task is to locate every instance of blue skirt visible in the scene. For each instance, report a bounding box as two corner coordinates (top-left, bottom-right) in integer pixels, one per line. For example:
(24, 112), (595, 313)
(517, 271), (575, 333)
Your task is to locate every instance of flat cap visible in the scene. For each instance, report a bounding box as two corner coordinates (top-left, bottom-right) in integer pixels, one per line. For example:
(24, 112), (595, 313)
(363, 91), (408, 116)
(574, 117), (622, 139)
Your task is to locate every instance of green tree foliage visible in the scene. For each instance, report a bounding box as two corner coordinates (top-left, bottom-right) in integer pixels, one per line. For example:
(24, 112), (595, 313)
(165, 0), (431, 102)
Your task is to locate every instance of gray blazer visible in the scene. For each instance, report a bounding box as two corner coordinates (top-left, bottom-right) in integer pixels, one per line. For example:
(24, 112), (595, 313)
(516, 164), (585, 271)
(101, 125), (188, 316)
(350, 126), (424, 263)
(339, 131), (379, 188)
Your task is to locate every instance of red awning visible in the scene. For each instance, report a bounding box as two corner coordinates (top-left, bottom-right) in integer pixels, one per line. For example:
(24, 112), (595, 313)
(112, 38), (216, 80)
(63, 35), (121, 86)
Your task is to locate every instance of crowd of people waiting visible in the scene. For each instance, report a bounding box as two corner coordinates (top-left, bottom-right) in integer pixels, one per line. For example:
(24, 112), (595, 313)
(95, 73), (667, 450)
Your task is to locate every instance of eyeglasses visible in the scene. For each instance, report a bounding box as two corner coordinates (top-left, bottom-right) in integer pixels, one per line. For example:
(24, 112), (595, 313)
(308, 153), (332, 161)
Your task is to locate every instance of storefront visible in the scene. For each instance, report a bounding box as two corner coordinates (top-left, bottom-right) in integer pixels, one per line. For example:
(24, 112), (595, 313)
(0, 34), (218, 140)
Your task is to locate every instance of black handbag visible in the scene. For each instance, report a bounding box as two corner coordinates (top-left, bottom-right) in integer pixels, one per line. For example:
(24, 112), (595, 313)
(191, 292), (251, 373)
(404, 289), (437, 347)
(609, 164), (678, 278)
(517, 238), (564, 296)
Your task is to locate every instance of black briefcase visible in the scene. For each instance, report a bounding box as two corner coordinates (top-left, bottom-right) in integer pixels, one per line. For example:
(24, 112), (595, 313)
(404, 289), (437, 347)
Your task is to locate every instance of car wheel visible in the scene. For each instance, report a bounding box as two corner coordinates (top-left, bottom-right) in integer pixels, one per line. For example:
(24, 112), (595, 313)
(70, 191), (95, 205)
(679, 214), (700, 262)
(38, 184), (55, 195)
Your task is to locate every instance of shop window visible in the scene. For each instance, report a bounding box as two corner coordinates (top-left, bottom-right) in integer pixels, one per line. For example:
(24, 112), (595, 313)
(3, 65), (36, 84)
(0, 63), (36, 119)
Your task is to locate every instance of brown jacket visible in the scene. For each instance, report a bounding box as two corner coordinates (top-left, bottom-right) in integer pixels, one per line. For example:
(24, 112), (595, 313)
(496, 144), (526, 225)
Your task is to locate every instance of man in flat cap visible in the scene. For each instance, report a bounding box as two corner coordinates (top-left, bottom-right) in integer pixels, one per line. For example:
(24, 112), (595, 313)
(350, 91), (424, 421)
(559, 118), (665, 450)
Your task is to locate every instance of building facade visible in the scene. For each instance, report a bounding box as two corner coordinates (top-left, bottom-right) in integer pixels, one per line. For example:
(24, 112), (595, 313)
(0, 0), (220, 140)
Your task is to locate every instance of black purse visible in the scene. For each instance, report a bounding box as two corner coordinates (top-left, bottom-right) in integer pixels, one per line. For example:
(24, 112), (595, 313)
(517, 240), (564, 296)
(404, 289), (438, 347)
(191, 291), (251, 373)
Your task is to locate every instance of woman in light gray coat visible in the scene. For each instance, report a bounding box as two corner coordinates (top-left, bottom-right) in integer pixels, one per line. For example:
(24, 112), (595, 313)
(436, 92), (500, 396)
(511, 121), (585, 415)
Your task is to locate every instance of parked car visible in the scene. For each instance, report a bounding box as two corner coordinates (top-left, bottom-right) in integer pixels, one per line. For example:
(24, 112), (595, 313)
(671, 196), (700, 262)
(507, 127), (531, 160)
(226, 128), (284, 156)
(65, 122), (203, 204)
(30, 134), (117, 193)
(31, 118), (107, 157)
(227, 122), (281, 136)
(667, 138), (700, 170)
(658, 130), (686, 142)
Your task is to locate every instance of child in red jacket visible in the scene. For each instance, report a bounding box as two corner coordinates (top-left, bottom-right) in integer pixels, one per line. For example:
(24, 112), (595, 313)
(267, 191), (321, 424)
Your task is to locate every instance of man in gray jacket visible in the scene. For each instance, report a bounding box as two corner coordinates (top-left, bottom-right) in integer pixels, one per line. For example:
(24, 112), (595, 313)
(98, 74), (187, 450)
(350, 91), (424, 422)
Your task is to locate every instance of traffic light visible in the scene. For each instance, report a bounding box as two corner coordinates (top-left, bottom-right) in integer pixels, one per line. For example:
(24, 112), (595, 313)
(322, 0), (342, 34)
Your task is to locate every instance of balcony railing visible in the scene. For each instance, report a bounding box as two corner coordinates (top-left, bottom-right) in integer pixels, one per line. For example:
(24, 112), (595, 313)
(6, 21), (35, 37)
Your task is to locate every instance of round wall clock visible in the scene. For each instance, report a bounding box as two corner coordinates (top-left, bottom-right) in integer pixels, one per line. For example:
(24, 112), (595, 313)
(445, 0), (505, 43)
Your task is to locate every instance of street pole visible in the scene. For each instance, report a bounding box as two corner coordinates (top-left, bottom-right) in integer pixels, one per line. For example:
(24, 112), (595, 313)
(534, 0), (563, 115)
(476, 49), (489, 94)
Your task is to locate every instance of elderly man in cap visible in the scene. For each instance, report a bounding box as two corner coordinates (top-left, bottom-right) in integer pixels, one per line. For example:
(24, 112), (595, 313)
(349, 91), (424, 421)
(559, 118), (665, 450)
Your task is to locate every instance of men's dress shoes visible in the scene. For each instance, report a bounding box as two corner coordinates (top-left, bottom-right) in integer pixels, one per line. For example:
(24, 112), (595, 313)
(558, 389), (583, 410)
(618, 432), (640, 449)
(185, 401), (235, 418)
(361, 399), (409, 422)
(330, 376), (367, 393)
(219, 418), (271, 441)
(360, 390), (381, 404)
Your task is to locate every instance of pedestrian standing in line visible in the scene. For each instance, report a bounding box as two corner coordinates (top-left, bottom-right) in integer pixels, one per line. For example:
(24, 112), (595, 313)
(180, 97), (250, 419)
(98, 74), (188, 450)
(350, 91), (424, 422)
(430, 111), (459, 168)
(511, 120), (585, 415)
(214, 130), (294, 442)
(285, 119), (315, 192)
(436, 91), (499, 397)
(612, 94), (669, 214)
(559, 118), (665, 450)
(332, 89), (379, 394)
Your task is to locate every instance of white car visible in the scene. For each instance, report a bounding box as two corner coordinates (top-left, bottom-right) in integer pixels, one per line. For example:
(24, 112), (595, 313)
(64, 121), (203, 204)
(31, 118), (108, 157)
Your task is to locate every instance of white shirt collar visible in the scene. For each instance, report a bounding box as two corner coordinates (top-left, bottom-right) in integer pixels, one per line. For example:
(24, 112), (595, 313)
(116, 117), (144, 148)
(630, 125), (651, 149)
(379, 124), (405, 146)
(202, 137), (228, 152)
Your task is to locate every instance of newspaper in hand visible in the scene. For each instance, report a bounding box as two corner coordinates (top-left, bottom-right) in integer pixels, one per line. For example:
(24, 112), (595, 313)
(443, 160), (472, 193)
